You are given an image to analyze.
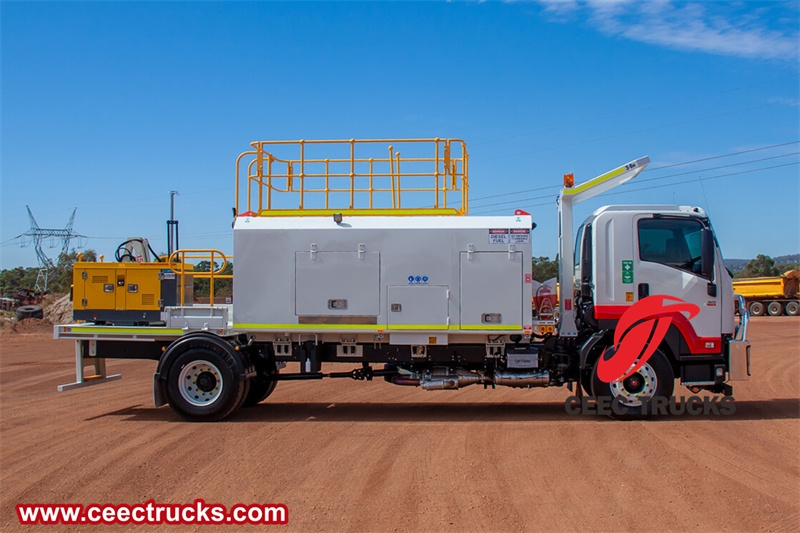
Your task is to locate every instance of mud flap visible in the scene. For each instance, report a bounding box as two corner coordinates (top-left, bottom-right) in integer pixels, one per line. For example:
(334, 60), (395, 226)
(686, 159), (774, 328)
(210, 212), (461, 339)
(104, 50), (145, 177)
(153, 372), (166, 407)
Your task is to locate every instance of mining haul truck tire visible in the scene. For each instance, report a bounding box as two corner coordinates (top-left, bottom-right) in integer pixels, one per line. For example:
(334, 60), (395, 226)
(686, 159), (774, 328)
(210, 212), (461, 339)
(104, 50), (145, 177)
(15, 305), (43, 320)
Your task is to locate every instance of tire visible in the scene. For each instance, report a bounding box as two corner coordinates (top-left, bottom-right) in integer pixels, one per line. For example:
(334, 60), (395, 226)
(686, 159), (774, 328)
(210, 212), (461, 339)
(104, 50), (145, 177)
(164, 340), (247, 422)
(785, 301), (800, 317)
(580, 369), (593, 396)
(748, 301), (765, 316)
(767, 301), (783, 316)
(242, 360), (279, 407)
(16, 305), (43, 320)
(591, 348), (674, 420)
(243, 377), (277, 407)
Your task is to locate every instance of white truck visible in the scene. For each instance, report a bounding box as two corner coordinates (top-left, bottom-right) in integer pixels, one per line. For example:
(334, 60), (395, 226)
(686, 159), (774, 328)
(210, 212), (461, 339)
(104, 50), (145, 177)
(56, 138), (751, 420)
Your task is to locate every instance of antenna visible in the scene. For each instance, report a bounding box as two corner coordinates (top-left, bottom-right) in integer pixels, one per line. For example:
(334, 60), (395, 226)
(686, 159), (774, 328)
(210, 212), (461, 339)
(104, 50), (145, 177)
(20, 206), (86, 292)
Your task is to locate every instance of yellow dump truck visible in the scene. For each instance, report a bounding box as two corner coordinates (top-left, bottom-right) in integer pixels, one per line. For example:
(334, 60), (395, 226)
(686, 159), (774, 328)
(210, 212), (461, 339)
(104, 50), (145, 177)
(732, 270), (800, 316)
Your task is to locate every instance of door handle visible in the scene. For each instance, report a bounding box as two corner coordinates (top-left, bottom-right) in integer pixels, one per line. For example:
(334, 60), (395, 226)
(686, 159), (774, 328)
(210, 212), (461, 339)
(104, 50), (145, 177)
(638, 283), (649, 299)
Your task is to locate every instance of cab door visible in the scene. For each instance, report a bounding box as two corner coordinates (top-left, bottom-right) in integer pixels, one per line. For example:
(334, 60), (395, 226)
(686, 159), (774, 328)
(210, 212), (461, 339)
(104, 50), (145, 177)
(633, 215), (722, 353)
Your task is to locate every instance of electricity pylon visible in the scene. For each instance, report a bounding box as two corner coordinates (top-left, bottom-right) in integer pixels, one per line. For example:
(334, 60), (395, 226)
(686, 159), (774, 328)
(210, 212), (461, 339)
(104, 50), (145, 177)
(20, 206), (85, 292)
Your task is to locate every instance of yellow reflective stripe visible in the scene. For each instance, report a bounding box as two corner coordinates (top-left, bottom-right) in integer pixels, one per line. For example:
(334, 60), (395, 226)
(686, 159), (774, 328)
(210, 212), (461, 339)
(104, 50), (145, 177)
(235, 323), (382, 330)
(68, 327), (185, 335)
(459, 325), (523, 331)
(257, 208), (462, 217)
(235, 323), (521, 332)
(387, 324), (450, 331)
(562, 166), (626, 196)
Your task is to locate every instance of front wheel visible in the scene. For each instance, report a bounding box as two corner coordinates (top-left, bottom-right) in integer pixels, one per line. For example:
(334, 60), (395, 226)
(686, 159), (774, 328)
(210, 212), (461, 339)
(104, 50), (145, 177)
(591, 348), (674, 420)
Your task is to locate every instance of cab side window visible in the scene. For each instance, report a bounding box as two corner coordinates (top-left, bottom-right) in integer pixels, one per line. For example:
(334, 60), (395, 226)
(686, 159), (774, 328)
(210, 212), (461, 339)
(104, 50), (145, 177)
(638, 218), (704, 275)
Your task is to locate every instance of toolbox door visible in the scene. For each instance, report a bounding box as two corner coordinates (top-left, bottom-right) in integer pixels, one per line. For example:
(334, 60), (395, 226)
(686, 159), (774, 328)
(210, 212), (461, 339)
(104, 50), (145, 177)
(295, 252), (380, 319)
(387, 286), (449, 330)
(460, 252), (523, 330)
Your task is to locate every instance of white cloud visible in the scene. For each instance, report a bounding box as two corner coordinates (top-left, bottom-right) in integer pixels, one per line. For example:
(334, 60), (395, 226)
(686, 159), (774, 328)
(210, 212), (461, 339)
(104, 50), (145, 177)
(536, 0), (581, 14)
(535, 1), (799, 61)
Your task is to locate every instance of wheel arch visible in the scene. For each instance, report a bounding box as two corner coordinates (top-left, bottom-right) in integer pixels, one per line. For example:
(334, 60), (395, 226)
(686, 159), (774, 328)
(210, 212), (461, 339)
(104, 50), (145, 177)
(579, 324), (681, 377)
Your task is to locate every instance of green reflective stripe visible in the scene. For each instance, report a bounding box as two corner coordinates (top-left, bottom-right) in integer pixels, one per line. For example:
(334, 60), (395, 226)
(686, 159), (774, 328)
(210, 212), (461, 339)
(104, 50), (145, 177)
(563, 166), (626, 196)
(68, 327), (185, 335)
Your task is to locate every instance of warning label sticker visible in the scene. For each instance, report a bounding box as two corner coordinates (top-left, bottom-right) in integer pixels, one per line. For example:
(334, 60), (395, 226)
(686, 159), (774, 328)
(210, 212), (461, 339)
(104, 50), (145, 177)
(488, 229), (509, 244)
(509, 228), (531, 244)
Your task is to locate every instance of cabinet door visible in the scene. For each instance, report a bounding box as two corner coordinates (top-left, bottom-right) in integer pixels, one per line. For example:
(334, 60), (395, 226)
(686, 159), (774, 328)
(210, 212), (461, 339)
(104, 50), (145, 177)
(78, 268), (116, 310)
(460, 252), (522, 330)
(124, 268), (161, 311)
(295, 252), (380, 317)
(387, 286), (449, 330)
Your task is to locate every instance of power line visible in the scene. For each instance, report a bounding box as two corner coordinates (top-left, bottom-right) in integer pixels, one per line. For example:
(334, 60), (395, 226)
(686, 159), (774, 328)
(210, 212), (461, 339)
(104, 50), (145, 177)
(470, 161), (800, 214)
(603, 161), (799, 198)
(633, 151), (798, 184)
(648, 141), (800, 171)
(470, 184), (561, 203)
(470, 142), (799, 205)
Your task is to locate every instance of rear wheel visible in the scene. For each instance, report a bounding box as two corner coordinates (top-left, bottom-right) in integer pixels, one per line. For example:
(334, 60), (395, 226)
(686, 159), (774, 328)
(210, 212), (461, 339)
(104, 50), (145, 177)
(591, 348), (674, 420)
(767, 301), (783, 316)
(749, 301), (765, 316)
(164, 340), (247, 421)
(16, 305), (43, 320)
(785, 301), (800, 317)
(580, 369), (593, 396)
(242, 360), (279, 407)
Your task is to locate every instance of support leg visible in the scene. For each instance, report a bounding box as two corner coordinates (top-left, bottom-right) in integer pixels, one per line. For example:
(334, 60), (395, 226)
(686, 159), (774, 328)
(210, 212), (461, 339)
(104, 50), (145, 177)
(57, 340), (122, 392)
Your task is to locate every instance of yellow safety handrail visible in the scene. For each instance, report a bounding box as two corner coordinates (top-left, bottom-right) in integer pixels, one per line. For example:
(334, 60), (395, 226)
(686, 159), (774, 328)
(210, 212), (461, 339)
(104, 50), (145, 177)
(235, 138), (469, 216)
(168, 249), (232, 305)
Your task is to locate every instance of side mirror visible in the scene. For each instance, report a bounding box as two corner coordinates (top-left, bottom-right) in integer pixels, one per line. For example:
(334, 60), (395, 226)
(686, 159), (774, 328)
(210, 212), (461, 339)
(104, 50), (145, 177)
(701, 228), (715, 280)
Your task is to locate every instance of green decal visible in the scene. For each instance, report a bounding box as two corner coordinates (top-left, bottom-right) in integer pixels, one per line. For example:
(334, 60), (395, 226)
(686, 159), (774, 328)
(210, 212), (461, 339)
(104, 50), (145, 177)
(622, 260), (634, 284)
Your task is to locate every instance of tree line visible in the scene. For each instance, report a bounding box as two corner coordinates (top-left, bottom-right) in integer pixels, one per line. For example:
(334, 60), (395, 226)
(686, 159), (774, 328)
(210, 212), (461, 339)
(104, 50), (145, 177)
(0, 252), (229, 298)
(0, 250), (97, 296)
(735, 254), (800, 278)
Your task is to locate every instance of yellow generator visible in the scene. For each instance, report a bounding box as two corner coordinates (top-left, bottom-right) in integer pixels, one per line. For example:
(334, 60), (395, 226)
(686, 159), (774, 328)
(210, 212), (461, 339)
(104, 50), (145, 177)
(72, 239), (194, 325)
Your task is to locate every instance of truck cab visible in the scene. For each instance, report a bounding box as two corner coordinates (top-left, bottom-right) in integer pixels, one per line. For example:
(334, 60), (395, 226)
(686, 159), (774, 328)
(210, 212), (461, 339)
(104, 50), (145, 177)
(573, 205), (744, 396)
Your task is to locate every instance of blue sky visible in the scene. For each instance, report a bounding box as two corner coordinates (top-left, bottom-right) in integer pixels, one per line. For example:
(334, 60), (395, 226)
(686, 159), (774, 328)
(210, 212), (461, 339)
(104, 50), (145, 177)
(1, 1), (798, 270)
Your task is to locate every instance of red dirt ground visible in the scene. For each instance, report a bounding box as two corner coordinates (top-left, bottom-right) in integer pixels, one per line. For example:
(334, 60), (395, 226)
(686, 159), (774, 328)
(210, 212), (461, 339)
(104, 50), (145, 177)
(1, 317), (798, 532)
